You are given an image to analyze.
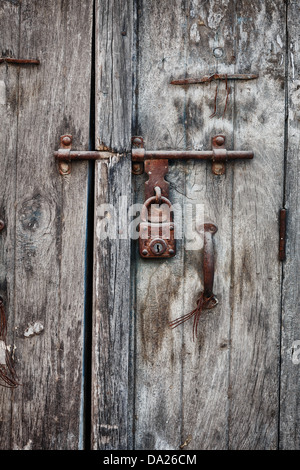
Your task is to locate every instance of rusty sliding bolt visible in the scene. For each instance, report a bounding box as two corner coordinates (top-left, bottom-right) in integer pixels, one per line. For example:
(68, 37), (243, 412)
(132, 148), (253, 162)
(0, 58), (40, 65)
(132, 135), (254, 176)
(170, 73), (258, 86)
(55, 149), (108, 161)
(54, 135), (116, 175)
(132, 135), (253, 176)
(279, 209), (287, 261)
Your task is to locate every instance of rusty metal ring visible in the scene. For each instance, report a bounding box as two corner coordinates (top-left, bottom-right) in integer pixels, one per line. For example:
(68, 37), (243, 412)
(140, 195), (172, 222)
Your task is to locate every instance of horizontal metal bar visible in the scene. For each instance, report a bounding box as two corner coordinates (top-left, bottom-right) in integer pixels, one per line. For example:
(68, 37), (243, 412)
(0, 58), (40, 65)
(170, 73), (258, 85)
(55, 147), (253, 163)
(131, 148), (254, 162)
(54, 150), (116, 160)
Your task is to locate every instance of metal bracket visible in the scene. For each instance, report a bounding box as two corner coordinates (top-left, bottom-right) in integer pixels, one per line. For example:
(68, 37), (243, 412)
(131, 136), (144, 175)
(54, 135), (115, 174)
(212, 134), (227, 175)
(57, 135), (73, 175)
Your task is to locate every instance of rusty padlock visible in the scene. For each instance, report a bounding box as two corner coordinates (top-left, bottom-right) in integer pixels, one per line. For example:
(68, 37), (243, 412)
(139, 194), (176, 258)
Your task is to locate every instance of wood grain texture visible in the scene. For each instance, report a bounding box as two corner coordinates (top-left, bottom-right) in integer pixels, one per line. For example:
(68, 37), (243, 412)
(92, 0), (133, 449)
(133, 0), (236, 450)
(229, 1), (285, 449)
(95, 0), (134, 153)
(0, 0), (19, 448)
(133, 0), (186, 450)
(0, 0), (92, 449)
(134, 0), (286, 450)
(92, 156), (132, 450)
(180, 0), (235, 450)
(0, 0), (297, 451)
(279, 0), (300, 450)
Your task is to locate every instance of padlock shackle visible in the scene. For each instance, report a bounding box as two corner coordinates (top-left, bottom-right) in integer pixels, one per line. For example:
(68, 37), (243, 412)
(140, 196), (173, 222)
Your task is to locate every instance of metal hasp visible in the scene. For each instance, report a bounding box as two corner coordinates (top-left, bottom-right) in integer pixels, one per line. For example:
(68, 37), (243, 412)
(132, 134), (254, 176)
(132, 137), (176, 258)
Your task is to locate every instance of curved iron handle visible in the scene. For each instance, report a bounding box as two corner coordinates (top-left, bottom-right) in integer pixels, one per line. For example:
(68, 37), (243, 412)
(169, 221), (218, 338)
(203, 223), (218, 307)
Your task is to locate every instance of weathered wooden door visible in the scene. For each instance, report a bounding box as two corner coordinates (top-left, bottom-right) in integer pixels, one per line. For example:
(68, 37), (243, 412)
(0, 0), (299, 451)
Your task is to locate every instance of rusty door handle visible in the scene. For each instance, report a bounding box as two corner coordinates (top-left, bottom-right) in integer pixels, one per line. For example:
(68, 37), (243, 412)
(203, 223), (218, 308)
(169, 221), (218, 338)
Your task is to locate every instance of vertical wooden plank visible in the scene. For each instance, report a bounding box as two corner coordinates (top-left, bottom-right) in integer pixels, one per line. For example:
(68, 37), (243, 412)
(0, 0), (93, 449)
(92, 0), (133, 449)
(133, 0), (186, 450)
(229, 1), (285, 449)
(134, 0), (236, 450)
(180, 0), (236, 450)
(279, 0), (300, 450)
(92, 156), (132, 450)
(0, 0), (20, 448)
(95, 0), (133, 153)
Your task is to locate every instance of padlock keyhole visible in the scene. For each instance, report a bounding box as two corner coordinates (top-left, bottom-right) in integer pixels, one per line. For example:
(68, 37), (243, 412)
(149, 238), (167, 256)
(154, 242), (162, 253)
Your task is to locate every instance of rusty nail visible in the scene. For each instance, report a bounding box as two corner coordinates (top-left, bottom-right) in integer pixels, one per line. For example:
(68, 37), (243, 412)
(0, 220), (5, 231)
(62, 136), (72, 146)
(132, 136), (144, 148)
(59, 162), (71, 175)
(215, 136), (225, 146)
(212, 163), (225, 175)
(132, 162), (144, 175)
